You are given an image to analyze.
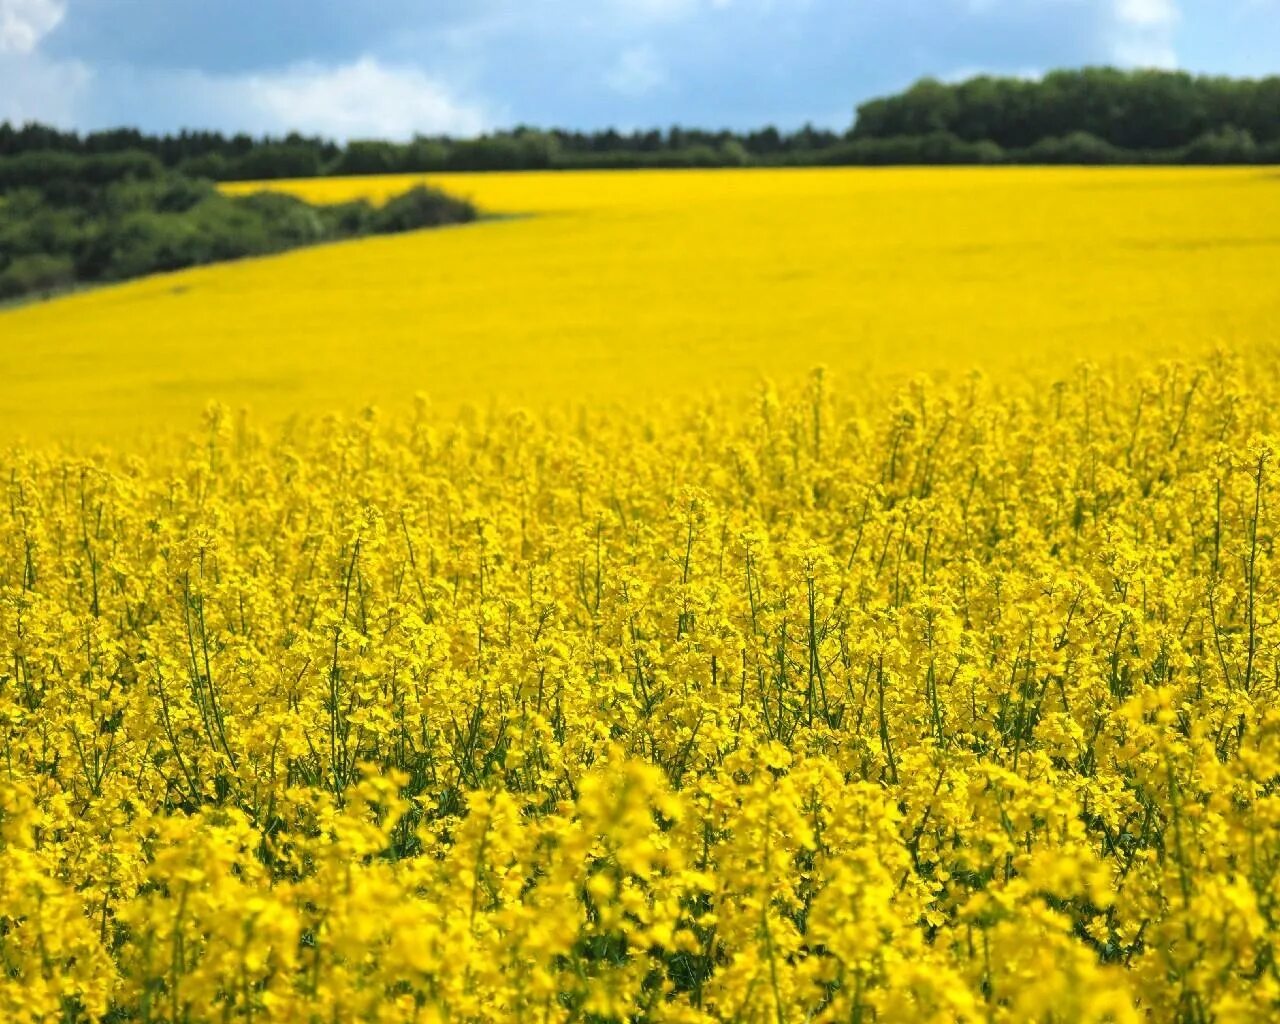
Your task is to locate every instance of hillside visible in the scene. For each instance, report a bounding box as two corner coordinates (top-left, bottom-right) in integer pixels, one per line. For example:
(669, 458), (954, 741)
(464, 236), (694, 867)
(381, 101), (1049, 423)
(0, 166), (1276, 440)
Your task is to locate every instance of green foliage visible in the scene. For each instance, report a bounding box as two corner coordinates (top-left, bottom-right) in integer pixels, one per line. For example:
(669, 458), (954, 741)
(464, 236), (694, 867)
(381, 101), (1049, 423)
(0, 148), (164, 190)
(220, 143), (326, 180)
(369, 186), (475, 233)
(815, 132), (1005, 166)
(0, 157), (477, 302)
(332, 140), (408, 176)
(322, 199), (377, 237)
(1182, 126), (1259, 164)
(1020, 132), (1127, 165)
(177, 152), (231, 179)
(443, 132), (560, 171)
(853, 68), (1280, 151)
(232, 191), (329, 245)
(5, 68), (1277, 178)
(0, 252), (75, 300)
(0, 195), (86, 265)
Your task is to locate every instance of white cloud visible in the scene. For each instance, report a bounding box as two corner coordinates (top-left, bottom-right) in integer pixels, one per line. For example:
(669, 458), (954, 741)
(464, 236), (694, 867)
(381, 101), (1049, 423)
(1109, 0), (1179, 67)
(0, 0), (64, 54)
(234, 57), (489, 139)
(605, 46), (669, 97)
(0, 51), (90, 124)
(0, 0), (86, 127)
(169, 57), (491, 139)
(3, 51), (491, 138)
(1109, 35), (1177, 67)
(1114, 0), (1177, 27)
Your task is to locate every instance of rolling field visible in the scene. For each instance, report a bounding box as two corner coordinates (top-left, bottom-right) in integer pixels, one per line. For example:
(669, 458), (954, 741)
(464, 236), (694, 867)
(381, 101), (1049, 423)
(1, 167), (1278, 439)
(3, 167), (1280, 1022)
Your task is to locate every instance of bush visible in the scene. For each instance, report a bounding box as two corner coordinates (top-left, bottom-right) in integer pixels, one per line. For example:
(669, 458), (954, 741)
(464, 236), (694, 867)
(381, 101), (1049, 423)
(224, 144), (324, 181)
(0, 253), (76, 299)
(332, 141), (405, 176)
(402, 139), (449, 173)
(818, 132), (1006, 166)
(370, 186), (476, 233)
(183, 198), (276, 261)
(0, 149), (164, 191)
(75, 213), (198, 280)
(177, 153), (231, 179)
(718, 140), (751, 167)
(444, 134), (559, 172)
(321, 199), (377, 238)
(152, 176), (215, 214)
(1182, 126), (1259, 164)
(0, 205), (86, 261)
(0, 163), (478, 299)
(0, 150), (79, 189)
(1020, 131), (1127, 165)
(78, 151), (165, 185)
(232, 191), (328, 245)
(916, 132), (1004, 164)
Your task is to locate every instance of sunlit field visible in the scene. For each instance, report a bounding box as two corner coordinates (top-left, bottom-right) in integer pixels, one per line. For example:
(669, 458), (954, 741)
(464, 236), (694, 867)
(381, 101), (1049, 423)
(6, 359), (1280, 1022)
(4, 166), (1280, 1022)
(0, 167), (1276, 439)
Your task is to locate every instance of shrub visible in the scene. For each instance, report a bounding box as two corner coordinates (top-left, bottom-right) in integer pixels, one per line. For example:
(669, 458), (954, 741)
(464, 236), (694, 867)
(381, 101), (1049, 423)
(0, 167), (476, 299)
(321, 199), (377, 238)
(369, 186), (476, 233)
(332, 141), (405, 176)
(0, 206), (86, 262)
(402, 138), (450, 172)
(75, 212), (203, 280)
(0, 252), (76, 299)
(1181, 126), (1259, 164)
(224, 144), (324, 181)
(818, 132), (1006, 166)
(232, 191), (329, 246)
(1020, 131), (1127, 165)
(177, 153), (231, 179)
(152, 176), (216, 213)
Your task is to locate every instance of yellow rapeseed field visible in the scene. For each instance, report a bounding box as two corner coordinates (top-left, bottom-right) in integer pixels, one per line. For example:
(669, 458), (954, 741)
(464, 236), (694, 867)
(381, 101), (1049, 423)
(3, 169), (1280, 1022)
(0, 167), (1277, 439)
(5, 359), (1280, 1022)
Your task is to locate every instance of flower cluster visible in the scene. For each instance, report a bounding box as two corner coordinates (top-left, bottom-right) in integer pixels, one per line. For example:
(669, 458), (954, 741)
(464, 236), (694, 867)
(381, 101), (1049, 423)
(1, 358), (1278, 1021)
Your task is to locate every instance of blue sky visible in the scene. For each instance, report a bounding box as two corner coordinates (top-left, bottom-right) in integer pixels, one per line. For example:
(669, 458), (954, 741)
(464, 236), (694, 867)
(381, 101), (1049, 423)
(2, 1), (1277, 138)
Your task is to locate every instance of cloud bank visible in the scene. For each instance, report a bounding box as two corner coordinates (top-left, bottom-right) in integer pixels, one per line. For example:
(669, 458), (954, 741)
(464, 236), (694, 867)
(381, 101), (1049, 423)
(4, 0), (1276, 136)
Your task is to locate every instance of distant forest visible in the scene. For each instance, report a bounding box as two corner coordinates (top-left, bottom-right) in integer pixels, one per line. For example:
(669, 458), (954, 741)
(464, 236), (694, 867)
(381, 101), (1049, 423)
(3, 68), (1278, 176)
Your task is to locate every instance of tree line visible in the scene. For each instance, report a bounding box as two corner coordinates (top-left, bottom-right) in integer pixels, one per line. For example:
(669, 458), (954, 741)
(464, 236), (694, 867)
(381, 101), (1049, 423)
(2, 67), (1277, 178)
(854, 67), (1280, 150)
(0, 151), (474, 302)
